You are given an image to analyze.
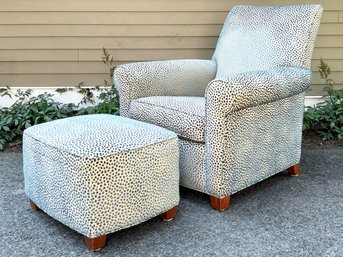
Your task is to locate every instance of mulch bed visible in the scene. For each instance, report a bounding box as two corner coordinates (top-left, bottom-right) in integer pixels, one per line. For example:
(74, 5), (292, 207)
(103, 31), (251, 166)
(2, 131), (342, 153)
(302, 130), (343, 149)
(3, 139), (22, 153)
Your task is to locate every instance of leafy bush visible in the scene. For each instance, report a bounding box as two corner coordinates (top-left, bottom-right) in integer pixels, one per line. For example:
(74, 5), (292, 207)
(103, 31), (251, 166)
(0, 89), (78, 150)
(0, 48), (119, 150)
(303, 59), (343, 140)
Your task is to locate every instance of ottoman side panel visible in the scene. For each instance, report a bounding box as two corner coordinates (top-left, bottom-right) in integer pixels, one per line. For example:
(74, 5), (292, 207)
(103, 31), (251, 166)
(23, 133), (95, 236)
(82, 137), (180, 238)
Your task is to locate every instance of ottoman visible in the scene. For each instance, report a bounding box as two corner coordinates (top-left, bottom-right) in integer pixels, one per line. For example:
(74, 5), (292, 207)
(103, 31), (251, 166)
(23, 114), (179, 251)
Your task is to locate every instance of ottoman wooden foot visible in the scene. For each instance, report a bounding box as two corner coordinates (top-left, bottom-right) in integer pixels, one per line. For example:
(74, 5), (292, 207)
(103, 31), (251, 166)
(287, 164), (301, 176)
(84, 235), (107, 251)
(160, 206), (177, 221)
(29, 199), (41, 211)
(210, 195), (230, 212)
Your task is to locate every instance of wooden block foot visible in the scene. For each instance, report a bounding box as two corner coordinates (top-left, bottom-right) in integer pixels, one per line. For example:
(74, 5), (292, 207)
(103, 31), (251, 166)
(160, 206), (177, 221)
(287, 164), (301, 176)
(29, 199), (41, 211)
(210, 195), (230, 212)
(84, 235), (107, 251)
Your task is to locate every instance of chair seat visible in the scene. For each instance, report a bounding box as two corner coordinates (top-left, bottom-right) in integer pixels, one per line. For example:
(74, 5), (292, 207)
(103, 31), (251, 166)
(129, 96), (205, 142)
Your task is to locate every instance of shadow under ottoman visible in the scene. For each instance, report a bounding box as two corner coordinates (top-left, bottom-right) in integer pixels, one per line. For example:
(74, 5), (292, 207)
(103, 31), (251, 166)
(23, 114), (180, 251)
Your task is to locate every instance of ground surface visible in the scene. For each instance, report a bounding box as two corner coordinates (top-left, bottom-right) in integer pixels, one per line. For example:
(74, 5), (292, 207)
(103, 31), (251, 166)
(1, 148), (342, 257)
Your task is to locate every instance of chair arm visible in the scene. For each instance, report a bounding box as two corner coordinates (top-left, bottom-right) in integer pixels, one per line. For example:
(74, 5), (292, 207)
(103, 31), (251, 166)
(204, 67), (311, 197)
(114, 59), (217, 116)
(205, 67), (311, 117)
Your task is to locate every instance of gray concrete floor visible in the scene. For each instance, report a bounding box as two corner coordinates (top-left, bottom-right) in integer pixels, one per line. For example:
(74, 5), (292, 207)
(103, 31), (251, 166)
(0, 148), (342, 257)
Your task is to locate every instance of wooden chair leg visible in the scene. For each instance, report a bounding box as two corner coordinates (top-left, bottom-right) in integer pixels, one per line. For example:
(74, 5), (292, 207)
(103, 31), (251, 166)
(29, 199), (41, 211)
(84, 235), (107, 251)
(210, 195), (230, 212)
(287, 164), (301, 176)
(160, 206), (177, 221)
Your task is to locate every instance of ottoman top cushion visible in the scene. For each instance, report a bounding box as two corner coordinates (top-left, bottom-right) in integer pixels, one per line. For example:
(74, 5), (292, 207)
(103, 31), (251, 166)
(24, 114), (177, 158)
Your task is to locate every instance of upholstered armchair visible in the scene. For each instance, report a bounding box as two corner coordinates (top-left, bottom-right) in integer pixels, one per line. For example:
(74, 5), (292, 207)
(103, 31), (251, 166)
(114, 5), (323, 211)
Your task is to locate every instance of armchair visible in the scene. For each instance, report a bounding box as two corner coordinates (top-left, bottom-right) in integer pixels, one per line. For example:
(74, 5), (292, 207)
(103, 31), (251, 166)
(114, 5), (323, 211)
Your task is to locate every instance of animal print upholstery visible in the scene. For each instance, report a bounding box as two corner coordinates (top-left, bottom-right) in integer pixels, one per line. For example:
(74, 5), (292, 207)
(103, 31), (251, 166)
(206, 91), (306, 197)
(205, 67), (311, 115)
(23, 114), (179, 238)
(129, 96), (205, 142)
(114, 59), (216, 117)
(179, 139), (206, 193)
(213, 5), (323, 79)
(113, 5), (323, 199)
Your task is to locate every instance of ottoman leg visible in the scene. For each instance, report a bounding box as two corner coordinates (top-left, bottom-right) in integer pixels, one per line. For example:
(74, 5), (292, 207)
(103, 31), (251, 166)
(29, 199), (41, 211)
(287, 164), (301, 176)
(83, 235), (107, 251)
(210, 195), (230, 212)
(160, 206), (177, 222)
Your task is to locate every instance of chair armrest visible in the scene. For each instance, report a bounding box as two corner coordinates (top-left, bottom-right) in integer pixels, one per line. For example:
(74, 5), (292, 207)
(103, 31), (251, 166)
(204, 67), (311, 197)
(205, 67), (311, 117)
(114, 59), (216, 116)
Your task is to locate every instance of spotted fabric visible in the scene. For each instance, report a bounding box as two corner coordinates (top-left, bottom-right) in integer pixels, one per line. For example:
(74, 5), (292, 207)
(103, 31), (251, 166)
(205, 67), (312, 114)
(114, 59), (216, 117)
(206, 91), (306, 197)
(213, 5), (323, 79)
(113, 5), (323, 199)
(129, 96), (205, 142)
(23, 114), (179, 238)
(179, 139), (206, 193)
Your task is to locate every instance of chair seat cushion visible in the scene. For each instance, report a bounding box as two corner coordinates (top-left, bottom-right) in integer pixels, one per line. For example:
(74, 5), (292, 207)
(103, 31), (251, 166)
(129, 96), (205, 142)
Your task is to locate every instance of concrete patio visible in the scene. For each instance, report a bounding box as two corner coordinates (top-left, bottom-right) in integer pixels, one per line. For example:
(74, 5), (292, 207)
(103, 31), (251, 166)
(1, 147), (342, 257)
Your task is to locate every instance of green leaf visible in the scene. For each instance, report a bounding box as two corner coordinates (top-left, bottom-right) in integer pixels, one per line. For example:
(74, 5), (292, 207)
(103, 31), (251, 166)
(6, 117), (13, 124)
(25, 121), (31, 129)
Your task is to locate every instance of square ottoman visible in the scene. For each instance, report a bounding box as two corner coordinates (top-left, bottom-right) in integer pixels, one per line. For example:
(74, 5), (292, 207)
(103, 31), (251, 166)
(23, 114), (179, 251)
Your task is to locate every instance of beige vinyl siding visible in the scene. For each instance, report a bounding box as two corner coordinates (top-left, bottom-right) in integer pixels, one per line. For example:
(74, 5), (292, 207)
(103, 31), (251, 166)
(0, 0), (342, 95)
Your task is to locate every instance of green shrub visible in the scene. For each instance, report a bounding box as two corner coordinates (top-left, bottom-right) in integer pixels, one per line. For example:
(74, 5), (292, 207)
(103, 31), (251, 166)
(0, 48), (119, 150)
(303, 59), (343, 141)
(0, 89), (78, 150)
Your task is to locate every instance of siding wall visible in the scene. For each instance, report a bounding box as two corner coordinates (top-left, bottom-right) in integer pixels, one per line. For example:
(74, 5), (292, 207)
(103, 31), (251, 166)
(0, 0), (342, 95)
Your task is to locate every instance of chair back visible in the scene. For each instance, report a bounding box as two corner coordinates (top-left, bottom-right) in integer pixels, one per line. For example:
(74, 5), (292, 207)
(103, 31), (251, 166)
(212, 5), (323, 79)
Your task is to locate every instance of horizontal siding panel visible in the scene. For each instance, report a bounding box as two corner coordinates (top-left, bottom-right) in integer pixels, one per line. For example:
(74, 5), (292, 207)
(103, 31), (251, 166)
(0, 62), (110, 74)
(311, 59), (343, 71)
(0, 25), (222, 37)
(0, 74), (108, 86)
(318, 24), (343, 35)
(0, 36), (338, 50)
(0, 50), (78, 61)
(1, 11), (335, 25)
(79, 49), (213, 61)
(321, 11), (339, 23)
(0, 0), (322, 12)
(340, 12), (343, 23)
(315, 36), (343, 47)
(324, 0), (343, 10)
(312, 71), (343, 84)
(0, 37), (219, 49)
(0, 12), (229, 25)
(0, 49), (214, 63)
(1, 23), (339, 37)
(312, 48), (343, 59)
(0, 36), (337, 50)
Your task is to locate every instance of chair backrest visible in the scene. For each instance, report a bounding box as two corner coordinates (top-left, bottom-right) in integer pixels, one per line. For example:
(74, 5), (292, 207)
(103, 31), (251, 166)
(212, 5), (323, 79)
